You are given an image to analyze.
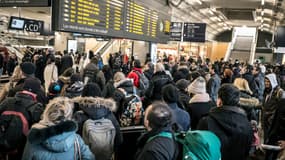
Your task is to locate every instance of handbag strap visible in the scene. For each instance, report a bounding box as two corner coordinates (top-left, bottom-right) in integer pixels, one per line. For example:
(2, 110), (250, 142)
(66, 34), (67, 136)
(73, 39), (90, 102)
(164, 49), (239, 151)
(50, 64), (55, 82)
(74, 136), (82, 160)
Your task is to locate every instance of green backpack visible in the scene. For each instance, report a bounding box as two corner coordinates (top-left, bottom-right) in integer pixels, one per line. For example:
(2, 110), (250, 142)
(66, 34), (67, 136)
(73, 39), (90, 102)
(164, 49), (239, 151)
(175, 130), (221, 160)
(148, 130), (221, 160)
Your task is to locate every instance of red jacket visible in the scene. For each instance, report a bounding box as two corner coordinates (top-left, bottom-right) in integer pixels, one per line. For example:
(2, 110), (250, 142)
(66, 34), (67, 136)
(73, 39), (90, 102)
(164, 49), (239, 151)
(127, 68), (142, 88)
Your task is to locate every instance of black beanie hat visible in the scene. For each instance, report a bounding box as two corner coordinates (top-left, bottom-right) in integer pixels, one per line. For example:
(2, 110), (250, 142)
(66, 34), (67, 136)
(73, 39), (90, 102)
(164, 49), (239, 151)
(82, 83), (102, 97)
(162, 84), (179, 103)
(134, 59), (141, 68)
(176, 79), (190, 91)
(20, 62), (36, 75)
(23, 78), (41, 93)
(70, 73), (82, 84)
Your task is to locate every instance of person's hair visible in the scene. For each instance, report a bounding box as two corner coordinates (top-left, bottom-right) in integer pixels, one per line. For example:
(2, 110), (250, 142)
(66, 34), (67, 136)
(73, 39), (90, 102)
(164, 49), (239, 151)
(211, 64), (219, 73)
(218, 84), (240, 106)
(233, 78), (253, 95)
(42, 97), (74, 125)
(134, 59), (141, 68)
(255, 66), (261, 72)
(47, 55), (56, 64)
(61, 67), (75, 77)
(82, 83), (102, 97)
(155, 62), (165, 72)
(91, 57), (98, 64)
(246, 64), (254, 73)
(146, 101), (173, 129)
(114, 72), (125, 82)
(223, 68), (233, 78)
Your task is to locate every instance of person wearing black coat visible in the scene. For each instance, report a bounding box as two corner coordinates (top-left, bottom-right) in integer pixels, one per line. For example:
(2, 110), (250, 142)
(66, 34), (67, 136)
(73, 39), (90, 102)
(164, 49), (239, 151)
(241, 65), (258, 98)
(145, 63), (172, 101)
(173, 63), (190, 82)
(176, 79), (191, 109)
(197, 84), (253, 160)
(135, 102), (177, 160)
(59, 50), (73, 75)
(73, 97), (123, 152)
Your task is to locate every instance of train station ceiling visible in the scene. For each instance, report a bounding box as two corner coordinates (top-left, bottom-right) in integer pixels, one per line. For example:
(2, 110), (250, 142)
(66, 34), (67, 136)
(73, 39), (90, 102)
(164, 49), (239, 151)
(170, 0), (283, 40)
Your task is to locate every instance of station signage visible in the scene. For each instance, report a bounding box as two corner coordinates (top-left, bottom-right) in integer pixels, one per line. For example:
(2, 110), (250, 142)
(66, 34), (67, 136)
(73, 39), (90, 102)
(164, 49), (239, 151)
(8, 16), (44, 33)
(0, 0), (51, 7)
(170, 22), (183, 41)
(183, 23), (206, 42)
(52, 0), (171, 43)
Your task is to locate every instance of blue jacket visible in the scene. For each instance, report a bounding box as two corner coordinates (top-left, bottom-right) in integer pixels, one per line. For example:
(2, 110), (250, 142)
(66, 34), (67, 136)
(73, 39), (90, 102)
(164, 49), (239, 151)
(168, 103), (190, 131)
(207, 74), (221, 103)
(22, 121), (94, 160)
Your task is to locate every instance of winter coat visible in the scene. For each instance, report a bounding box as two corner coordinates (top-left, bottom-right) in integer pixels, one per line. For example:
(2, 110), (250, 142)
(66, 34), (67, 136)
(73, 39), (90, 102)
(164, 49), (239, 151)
(7, 58), (18, 76)
(64, 81), (84, 98)
(263, 73), (285, 140)
(167, 103), (190, 131)
(60, 54), (73, 75)
(173, 66), (190, 82)
(187, 93), (213, 130)
(207, 74), (221, 103)
(112, 78), (137, 117)
(197, 105), (253, 160)
(238, 90), (260, 121)
(254, 72), (265, 102)
(0, 91), (44, 155)
(7, 78), (48, 105)
(145, 71), (172, 101)
(127, 67), (143, 88)
(144, 69), (153, 81)
(58, 76), (71, 96)
(83, 62), (106, 89)
(135, 127), (176, 160)
(22, 121), (94, 160)
(178, 90), (191, 110)
(242, 72), (258, 98)
(73, 97), (123, 151)
(102, 80), (115, 98)
(44, 63), (58, 93)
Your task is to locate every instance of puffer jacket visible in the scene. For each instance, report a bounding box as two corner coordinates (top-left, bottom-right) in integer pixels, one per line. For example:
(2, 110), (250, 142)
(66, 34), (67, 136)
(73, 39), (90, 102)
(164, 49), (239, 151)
(83, 62), (106, 89)
(197, 106), (253, 160)
(73, 97), (123, 151)
(239, 90), (260, 121)
(64, 81), (84, 98)
(22, 121), (94, 160)
(145, 71), (172, 101)
(263, 73), (285, 140)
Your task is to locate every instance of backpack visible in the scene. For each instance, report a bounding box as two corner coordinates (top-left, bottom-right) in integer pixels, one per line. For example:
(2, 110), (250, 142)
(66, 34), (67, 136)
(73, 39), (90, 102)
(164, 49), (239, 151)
(134, 71), (149, 95)
(175, 130), (221, 160)
(82, 118), (116, 160)
(120, 89), (144, 127)
(0, 111), (29, 151)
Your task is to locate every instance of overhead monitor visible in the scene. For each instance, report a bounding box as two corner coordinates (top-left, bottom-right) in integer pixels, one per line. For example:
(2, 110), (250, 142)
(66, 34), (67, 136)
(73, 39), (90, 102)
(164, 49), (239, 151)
(9, 17), (25, 30)
(183, 23), (206, 42)
(8, 16), (44, 33)
(275, 26), (285, 47)
(0, 0), (51, 7)
(52, 0), (171, 43)
(170, 22), (183, 41)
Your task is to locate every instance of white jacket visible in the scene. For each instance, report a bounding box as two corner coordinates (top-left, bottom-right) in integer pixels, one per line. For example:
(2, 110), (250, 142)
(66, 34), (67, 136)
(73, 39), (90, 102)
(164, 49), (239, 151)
(44, 63), (58, 93)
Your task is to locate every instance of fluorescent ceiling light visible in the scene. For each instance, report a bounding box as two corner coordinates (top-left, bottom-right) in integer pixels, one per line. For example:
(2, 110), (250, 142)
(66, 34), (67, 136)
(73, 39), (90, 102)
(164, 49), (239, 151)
(261, 0), (265, 5)
(261, 10), (264, 16)
(196, 0), (202, 5)
(208, 9), (214, 15)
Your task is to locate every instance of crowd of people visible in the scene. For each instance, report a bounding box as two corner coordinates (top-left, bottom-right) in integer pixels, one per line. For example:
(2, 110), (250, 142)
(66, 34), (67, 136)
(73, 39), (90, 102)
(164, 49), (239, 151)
(0, 47), (284, 160)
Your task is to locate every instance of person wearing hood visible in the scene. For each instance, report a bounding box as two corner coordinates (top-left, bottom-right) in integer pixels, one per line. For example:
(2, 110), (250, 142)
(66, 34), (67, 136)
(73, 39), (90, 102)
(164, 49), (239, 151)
(162, 84), (190, 131)
(176, 79), (191, 109)
(187, 76), (214, 130)
(233, 78), (260, 121)
(112, 72), (137, 117)
(57, 67), (74, 96)
(22, 97), (94, 160)
(64, 73), (84, 98)
(143, 62), (154, 80)
(73, 97), (123, 153)
(263, 73), (285, 141)
(135, 101), (177, 160)
(197, 84), (253, 160)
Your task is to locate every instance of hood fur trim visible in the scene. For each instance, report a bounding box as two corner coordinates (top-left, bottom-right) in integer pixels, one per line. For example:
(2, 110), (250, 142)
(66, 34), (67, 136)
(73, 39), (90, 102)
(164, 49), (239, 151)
(28, 121), (77, 144)
(73, 97), (117, 112)
(239, 97), (260, 108)
(190, 93), (210, 103)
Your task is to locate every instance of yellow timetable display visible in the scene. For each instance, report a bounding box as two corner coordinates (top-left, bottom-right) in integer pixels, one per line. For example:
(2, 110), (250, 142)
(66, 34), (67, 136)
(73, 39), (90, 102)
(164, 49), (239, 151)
(53, 0), (171, 43)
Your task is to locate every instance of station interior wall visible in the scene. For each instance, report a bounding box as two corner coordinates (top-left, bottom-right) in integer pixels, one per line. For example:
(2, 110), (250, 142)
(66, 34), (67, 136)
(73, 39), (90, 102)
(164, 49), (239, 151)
(209, 42), (229, 61)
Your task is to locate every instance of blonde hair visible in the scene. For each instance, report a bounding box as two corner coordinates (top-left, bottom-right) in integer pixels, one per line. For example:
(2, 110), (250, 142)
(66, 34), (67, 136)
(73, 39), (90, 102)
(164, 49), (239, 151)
(155, 63), (165, 73)
(41, 97), (74, 126)
(233, 78), (252, 95)
(113, 72), (125, 83)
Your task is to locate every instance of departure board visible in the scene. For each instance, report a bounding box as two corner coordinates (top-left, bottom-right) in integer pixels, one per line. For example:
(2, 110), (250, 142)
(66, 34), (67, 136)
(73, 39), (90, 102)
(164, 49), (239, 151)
(170, 22), (183, 41)
(183, 23), (206, 42)
(52, 0), (171, 43)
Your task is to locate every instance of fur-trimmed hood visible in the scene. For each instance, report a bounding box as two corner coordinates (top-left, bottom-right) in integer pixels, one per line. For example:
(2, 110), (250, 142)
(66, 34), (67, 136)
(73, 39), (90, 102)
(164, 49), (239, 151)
(239, 97), (260, 108)
(73, 97), (117, 119)
(28, 121), (77, 152)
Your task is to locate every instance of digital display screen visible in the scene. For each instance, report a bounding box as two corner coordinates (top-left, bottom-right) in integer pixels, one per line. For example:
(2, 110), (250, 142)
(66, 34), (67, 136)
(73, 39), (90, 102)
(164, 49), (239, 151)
(0, 0), (50, 7)
(170, 22), (183, 41)
(183, 23), (206, 42)
(52, 0), (171, 43)
(10, 17), (25, 30)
